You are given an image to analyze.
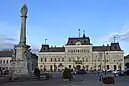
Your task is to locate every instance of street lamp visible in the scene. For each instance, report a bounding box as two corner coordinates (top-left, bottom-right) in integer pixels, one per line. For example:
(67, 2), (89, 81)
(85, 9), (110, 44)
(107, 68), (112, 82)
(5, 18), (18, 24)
(92, 53), (93, 70)
(104, 52), (108, 75)
(99, 52), (103, 70)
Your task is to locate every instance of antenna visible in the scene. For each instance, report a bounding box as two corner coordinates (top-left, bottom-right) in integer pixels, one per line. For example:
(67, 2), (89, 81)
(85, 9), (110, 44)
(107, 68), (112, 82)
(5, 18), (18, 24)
(45, 39), (47, 45)
(83, 30), (86, 38)
(113, 36), (116, 43)
(78, 29), (80, 37)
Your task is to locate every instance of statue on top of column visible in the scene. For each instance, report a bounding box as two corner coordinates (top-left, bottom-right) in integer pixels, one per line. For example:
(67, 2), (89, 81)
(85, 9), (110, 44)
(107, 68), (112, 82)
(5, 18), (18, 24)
(21, 4), (28, 16)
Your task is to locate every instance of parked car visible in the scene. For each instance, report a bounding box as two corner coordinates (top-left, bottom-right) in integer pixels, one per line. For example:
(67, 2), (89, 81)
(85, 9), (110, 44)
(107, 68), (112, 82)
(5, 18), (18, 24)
(124, 68), (129, 76)
(107, 70), (112, 73)
(72, 70), (76, 75)
(117, 70), (124, 76)
(112, 70), (124, 76)
(76, 69), (87, 74)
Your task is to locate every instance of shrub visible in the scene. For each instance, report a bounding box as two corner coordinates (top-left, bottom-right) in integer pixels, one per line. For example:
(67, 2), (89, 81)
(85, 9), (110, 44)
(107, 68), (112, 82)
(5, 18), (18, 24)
(62, 68), (71, 79)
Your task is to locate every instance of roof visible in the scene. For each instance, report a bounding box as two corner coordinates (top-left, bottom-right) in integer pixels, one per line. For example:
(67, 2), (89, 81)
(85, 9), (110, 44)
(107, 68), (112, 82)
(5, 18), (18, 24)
(0, 50), (13, 57)
(31, 53), (38, 59)
(39, 35), (122, 52)
(93, 43), (122, 51)
(49, 47), (65, 52)
(40, 45), (65, 52)
(40, 42), (122, 52)
(124, 54), (129, 59)
(66, 36), (91, 45)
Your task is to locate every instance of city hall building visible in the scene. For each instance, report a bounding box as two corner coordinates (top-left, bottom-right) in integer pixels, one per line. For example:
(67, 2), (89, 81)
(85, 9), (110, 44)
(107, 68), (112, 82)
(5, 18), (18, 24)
(38, 33), (124, 71)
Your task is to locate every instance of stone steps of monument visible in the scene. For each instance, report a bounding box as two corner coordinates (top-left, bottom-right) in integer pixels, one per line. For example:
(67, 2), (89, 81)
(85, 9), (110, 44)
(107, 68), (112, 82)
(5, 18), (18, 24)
(29, 74), (47, 80)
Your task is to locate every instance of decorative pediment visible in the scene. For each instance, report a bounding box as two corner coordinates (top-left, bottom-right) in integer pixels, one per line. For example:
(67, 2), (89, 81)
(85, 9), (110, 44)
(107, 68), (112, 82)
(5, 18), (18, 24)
(75, 41), (81, 45)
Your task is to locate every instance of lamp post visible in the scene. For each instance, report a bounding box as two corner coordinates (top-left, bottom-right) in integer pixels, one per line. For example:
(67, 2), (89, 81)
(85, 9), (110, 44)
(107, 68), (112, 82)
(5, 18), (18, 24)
(92, 53), (93, 70)
(99, 52), (103, 70)
(104, 52), (108, 75)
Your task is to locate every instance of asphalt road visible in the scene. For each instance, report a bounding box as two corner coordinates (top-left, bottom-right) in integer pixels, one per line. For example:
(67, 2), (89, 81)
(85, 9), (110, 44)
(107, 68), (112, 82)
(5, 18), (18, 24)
(1, 72), (129, 86)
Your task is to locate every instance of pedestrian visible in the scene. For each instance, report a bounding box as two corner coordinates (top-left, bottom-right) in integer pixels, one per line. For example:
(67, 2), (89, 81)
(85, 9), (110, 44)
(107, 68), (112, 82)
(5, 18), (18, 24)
(34, 68), (40, 80)
(98, 70), (103, 82)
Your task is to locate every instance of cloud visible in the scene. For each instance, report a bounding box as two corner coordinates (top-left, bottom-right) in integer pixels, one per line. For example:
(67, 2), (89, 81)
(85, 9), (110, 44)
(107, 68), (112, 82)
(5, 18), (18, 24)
(102, 25), (129, 43)
(0, 34), (17, 49)
(99, 23), (129, 55)
(0, 21), (39, 53)
(104, 31), (129, 43)
(0, 34), (39, 53)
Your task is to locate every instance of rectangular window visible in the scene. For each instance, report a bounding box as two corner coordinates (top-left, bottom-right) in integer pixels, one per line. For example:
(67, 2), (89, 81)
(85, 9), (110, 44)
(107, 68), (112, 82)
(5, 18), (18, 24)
(54, 58), (57, 62)
(107, 65), (109, 70)
(62, 58), (64, 62)
(40, 65), (43, 68)
(6, 60), (8, 64)
(69, 58), (71, 62)
(51, 58), (52, 62)
(3, 60), (5, 64)
(44, 58), (47, 62)
(58, 58), (60, 62)
(40, 58), (43, 62)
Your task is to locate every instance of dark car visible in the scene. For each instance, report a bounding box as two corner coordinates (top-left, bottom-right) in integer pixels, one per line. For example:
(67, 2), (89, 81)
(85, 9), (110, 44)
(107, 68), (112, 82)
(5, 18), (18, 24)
(117, 70), (124, 76)
(76, 69), (87, 74)
(124, 68), (129, 76)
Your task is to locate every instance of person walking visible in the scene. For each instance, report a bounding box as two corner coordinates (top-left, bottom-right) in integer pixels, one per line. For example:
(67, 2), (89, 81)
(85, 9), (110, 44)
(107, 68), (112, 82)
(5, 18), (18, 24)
(34, 68), (40, 80)
(98, 70), (103, 82)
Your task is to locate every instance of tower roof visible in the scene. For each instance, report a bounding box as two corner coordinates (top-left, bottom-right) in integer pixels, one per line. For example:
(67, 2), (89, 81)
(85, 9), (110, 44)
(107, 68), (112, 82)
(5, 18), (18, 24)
(66, 37), (91, 45)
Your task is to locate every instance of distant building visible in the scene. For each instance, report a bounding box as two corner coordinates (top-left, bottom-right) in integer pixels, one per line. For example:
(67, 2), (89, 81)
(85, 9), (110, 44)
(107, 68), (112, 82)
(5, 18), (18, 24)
(0, 50), (37, 71)
(31, 53), (38, 70)
(0, 50), (13, 70)
(38, 33), (125, 71)
(124, 54), (129, 64)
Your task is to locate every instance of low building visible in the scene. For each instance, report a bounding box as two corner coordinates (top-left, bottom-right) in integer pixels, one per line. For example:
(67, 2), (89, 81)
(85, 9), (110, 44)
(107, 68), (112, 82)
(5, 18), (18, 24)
(124, 54), (129, 64)
(31, 53), (38, 70)
(38, 33), (125, 71)
(0, 50), (13, 70)
(0, 50), (38, 71)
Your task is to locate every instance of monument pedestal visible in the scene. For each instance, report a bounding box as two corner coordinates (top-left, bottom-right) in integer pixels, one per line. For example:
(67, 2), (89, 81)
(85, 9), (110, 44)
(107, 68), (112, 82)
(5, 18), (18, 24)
(11, 44), (32, 79)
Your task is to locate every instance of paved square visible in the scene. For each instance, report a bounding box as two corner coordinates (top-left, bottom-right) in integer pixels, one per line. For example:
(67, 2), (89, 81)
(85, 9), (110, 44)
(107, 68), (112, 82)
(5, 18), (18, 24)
(1, 73), (129, 86)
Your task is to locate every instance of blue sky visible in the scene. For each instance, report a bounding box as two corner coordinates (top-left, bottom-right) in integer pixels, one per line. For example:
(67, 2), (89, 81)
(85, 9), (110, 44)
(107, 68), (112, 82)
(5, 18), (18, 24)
(0, 0), (129, 55)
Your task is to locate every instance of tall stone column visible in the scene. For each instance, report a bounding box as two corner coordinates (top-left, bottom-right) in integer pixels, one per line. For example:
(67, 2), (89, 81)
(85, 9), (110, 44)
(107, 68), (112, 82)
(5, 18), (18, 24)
(19, 4), (27, 45)
(11, 4), (32, 78)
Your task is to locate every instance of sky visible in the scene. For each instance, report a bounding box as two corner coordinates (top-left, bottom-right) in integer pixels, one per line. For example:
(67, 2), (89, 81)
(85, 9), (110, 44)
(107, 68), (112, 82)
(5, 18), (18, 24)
(0, 0), (129, 55)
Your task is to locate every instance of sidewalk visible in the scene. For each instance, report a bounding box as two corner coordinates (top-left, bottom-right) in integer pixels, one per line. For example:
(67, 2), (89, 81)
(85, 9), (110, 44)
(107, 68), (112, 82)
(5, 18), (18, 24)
(54, 80), (129, 86)
(0, 74), (11, 84)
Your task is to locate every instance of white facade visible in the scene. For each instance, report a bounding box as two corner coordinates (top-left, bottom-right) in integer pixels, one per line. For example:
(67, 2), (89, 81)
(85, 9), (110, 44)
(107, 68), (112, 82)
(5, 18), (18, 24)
(124, 55), (129, 64)
(0, 57), (12, 70)
(38, 43), (124, 71)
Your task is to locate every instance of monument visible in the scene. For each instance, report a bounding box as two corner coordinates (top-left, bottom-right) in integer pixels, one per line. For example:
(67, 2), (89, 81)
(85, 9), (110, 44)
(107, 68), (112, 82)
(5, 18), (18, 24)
(11, 4), (32, 78)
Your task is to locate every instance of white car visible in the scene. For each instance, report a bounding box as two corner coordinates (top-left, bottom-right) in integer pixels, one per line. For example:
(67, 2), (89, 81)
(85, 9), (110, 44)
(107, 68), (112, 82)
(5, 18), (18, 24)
(112, 70), (119, 74)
